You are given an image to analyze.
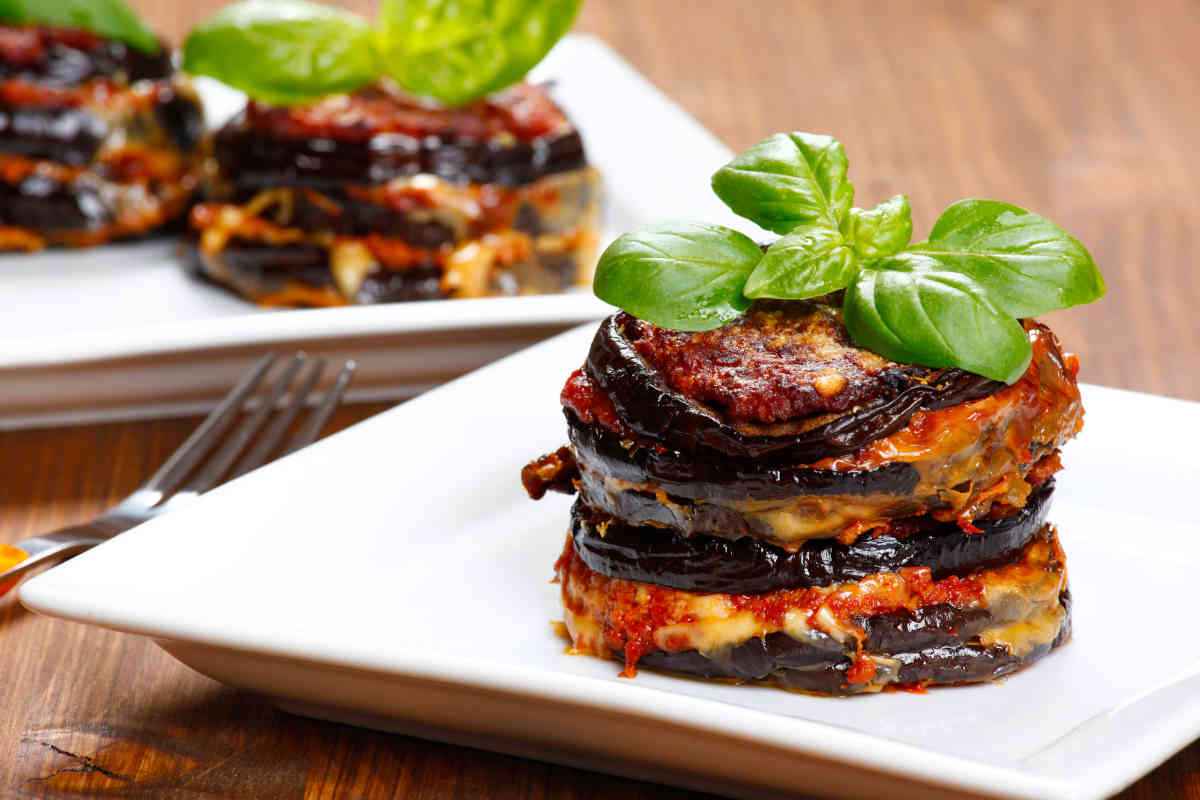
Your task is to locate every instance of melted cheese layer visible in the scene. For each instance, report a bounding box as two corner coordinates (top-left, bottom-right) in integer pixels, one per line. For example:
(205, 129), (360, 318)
(559, 526), (1067, 673)
(191, 167), (601, 306)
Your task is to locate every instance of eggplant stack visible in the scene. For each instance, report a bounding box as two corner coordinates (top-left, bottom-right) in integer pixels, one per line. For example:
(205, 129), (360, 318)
(0, 25), (203, 251)
(190, 83), (601, 307)
(523, 299), (1083, 695)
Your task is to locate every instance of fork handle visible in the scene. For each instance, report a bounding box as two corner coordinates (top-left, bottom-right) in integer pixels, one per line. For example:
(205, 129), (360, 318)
(0, 534), (104, 587)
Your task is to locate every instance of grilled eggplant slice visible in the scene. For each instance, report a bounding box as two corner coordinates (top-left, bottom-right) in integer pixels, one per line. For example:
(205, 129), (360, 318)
(638, 608), (1071, 695)
(581, 304), (1074, 466)
(190, 82), (601, 307)
(556, 311), (1081, 544)
(558, 524), (1070, 695)
(0, 25), (203, 251)
(0, 26), (172, 86)
(570, 480), (1055, 594)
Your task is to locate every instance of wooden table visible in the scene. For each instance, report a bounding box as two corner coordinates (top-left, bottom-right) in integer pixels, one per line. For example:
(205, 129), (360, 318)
(3, 1), (1198, 797)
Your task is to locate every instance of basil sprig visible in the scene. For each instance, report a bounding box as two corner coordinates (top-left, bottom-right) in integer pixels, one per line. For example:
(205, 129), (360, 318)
(0, 0), (160, 54)
(593, 132), (1106, 383)
(183, 0), (579, 107)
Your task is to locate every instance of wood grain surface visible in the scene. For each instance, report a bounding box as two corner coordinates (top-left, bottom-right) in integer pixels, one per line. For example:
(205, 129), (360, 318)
(2, 1), (1197, 798)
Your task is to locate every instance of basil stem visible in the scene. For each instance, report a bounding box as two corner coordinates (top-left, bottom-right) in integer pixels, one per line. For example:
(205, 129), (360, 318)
(845, 194), (912, 259)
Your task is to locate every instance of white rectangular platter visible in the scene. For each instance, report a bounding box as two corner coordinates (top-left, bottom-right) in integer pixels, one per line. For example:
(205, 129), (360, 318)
(0, 35), (741, 429)
(21, 323), (1200, 800)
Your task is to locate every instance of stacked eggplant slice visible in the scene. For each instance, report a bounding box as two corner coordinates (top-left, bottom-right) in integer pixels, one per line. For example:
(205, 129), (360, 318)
(524, 299), (1084, 694)
(190, 83), (601, 307)
(0, 25), (204, 251)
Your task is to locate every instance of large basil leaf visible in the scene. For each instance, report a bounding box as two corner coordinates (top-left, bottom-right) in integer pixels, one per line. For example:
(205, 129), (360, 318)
(593, 222), (762, 332)
(908, 199), (1105, 317)
(845, 194), (911, 259)
(744, 225), (857, 300)
(0, 0), (159, 54)
(843, 261), (1032, 383)
(377, 0), (581, 107)
(183, 0), (378, 106)
(711, 132), (854, 235)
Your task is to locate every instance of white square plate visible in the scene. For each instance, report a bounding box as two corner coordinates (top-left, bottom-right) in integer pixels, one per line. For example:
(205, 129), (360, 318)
(0, 35), (743, 429)
(21, 323), (1200, 800)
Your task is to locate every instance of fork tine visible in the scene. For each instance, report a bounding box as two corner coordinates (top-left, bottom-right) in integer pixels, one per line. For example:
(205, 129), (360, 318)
(143, 353), (277, 494)
(283, 360), (356, 456)
(229, 358), (326, 479)
(178, 353), (306, 495)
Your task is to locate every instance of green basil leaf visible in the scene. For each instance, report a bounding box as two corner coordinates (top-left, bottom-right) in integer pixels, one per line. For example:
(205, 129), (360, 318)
(0, 0), (159, 54)
(710, 131), (854, 235)
(843, 260), (1032, 383)
(593, 222), (762, 332)
(183, 0), (378, 106)
(907, 198), (1106, 317)
(743, 225), (858, 300)
(845, 194), (911, 259)
(377, 0), (581, 107)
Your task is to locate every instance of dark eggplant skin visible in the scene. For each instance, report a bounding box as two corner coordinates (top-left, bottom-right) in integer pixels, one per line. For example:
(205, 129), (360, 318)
(153, 86), (206, 154)
(193, 240), (337, 289)
(0, 84), (202, 168)
(0, 28), (173, 87)
(355, 265), (446, 303)
(0, 105), (108, 165)
(585, 313), (1002, 466)
(0, 86), (201, 189)
(569, 414), (920, 503)
(571, 480), (1054, 594)
(632, 590), (1071, 695)
(189, 240), (449, 303)
(220, 178), (582, 246)
(235, 187), (460, 247)
(213, 118), (587, 192)
(0, 170), (110, 232)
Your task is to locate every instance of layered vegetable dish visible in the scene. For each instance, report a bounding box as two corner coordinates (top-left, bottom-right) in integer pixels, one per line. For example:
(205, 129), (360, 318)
(0, 24), (203, 250)
(189, 82), (600, 307)
(524, 300), (1082, 693)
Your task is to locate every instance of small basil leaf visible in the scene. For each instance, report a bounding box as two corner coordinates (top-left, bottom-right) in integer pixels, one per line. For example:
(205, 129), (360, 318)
(378, 0), (581, 107)
(843, 260), (1032, 383)
(711, 131), (854, 235)
(0, 0), (159, 54)
(845, 194), (911, 259)
(744, 225), (858, 300)
(907, 198), (1106, 317)
(183, 0), (378, 106)
(593, 222), (762, 332)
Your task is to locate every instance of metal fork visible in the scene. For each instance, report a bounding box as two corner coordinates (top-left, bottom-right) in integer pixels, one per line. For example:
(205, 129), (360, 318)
(0, 353), (356, 591)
